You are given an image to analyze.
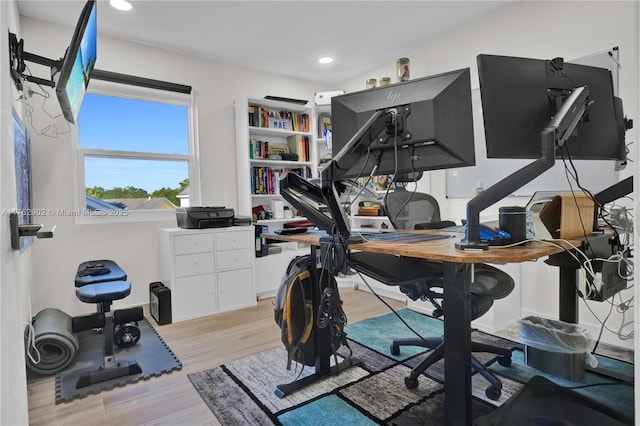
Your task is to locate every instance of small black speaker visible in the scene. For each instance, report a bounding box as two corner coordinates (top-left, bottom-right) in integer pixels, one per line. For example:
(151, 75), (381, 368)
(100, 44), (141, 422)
(499, 206), (527, 243)
(149, 282), (172, 325)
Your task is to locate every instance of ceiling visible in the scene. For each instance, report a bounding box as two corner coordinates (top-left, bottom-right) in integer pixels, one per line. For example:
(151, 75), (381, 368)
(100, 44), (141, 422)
(17, 1), (513, 85)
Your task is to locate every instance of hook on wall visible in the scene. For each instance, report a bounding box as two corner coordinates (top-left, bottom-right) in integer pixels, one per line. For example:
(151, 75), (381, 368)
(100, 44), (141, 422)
(9, 213), (55, 250)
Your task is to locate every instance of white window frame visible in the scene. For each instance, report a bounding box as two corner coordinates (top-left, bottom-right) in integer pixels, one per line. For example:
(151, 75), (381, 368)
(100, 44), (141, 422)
(72, 78), (201, 224)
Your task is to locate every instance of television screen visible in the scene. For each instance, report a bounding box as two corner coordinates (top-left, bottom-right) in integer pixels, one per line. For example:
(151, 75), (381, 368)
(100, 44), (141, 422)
(56, 0), (97, 124)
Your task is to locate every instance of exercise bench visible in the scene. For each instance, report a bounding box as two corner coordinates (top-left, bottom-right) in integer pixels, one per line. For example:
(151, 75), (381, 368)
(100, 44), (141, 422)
(73, 260), (142, 389)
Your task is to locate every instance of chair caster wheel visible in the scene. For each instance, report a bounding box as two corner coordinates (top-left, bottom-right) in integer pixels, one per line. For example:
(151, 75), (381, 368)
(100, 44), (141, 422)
(390, 344), (400, 356)
(485, 386), (501, 401)
(497, 355), (512, 367)
(404, 376), (419, 389)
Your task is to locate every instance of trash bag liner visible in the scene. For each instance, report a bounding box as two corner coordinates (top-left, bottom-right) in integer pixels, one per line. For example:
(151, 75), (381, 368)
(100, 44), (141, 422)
(519, 316), (592, 354)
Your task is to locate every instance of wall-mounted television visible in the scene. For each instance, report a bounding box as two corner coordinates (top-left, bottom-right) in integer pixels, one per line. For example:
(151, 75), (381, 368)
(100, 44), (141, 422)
(55, 0), (97, 124)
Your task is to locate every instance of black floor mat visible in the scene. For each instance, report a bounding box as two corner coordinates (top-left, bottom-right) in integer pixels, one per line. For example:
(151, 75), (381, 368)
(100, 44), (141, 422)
(54, 318), (181, 404)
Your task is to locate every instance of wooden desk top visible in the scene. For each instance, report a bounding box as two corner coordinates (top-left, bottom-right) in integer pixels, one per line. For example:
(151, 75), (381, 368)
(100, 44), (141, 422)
(264, 230), (574, 264)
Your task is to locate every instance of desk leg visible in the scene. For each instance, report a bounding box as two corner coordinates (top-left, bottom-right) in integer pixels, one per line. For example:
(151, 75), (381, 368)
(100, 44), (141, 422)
(442, 261), (473, 426)
(559, 266), (579, 323)
(311, 246), (332, 375)
(274, 244), (361, 398)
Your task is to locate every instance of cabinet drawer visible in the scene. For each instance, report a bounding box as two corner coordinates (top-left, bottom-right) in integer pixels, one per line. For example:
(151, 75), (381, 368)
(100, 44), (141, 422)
(216, 248), (252, 270)
(175, 253), (215, 277)
(216, 231), (250, 251)
(174, 234), (214, 255)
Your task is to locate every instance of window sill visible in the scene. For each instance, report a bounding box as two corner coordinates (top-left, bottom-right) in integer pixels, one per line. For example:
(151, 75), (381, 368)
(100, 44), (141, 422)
(74, 209), (177, 225)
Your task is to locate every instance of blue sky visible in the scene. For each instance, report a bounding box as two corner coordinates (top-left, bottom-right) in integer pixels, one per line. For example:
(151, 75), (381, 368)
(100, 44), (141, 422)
(78, 94), (189, 192)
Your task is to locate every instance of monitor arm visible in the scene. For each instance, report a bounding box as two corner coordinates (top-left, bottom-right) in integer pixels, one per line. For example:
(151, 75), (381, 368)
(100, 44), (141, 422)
(456, 85), (590, 250)
(279, 172), (335, 233)
(321, 109), (395, 239)
(9, 32), (63, 91)
(281, 108), (393, 242)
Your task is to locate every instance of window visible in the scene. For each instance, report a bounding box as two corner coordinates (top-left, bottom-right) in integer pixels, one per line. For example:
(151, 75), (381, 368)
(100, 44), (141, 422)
(75, 77), (199, 222)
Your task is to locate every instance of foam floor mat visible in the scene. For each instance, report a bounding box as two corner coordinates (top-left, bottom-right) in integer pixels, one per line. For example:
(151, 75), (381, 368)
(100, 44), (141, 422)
(54, 318), (181, 404)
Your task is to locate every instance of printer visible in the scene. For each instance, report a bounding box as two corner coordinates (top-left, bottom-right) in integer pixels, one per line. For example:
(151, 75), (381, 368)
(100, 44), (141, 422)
(176, 206), (234, 229)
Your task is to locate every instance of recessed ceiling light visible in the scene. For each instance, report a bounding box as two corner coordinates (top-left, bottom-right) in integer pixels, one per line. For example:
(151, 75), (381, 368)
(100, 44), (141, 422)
(318, 57), (334, 64)
(110, 0), (132, 11)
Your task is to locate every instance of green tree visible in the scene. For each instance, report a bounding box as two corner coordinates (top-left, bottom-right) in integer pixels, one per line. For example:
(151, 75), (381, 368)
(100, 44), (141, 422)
(86, 186), (105, 198)
(152, 187), (180, 206)
(87, 180), (189, 206)
(102, 186), (150, 199)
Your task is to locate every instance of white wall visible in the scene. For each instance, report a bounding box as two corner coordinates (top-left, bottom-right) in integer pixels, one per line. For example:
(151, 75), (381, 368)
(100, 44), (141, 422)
(339, 1), (638, 349)
(1, 1), (32, 424)
(20, 17), (331, 318)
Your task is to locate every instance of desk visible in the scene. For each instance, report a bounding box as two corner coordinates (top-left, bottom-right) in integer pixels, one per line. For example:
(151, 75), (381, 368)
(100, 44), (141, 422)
(266, 230), (572, 425)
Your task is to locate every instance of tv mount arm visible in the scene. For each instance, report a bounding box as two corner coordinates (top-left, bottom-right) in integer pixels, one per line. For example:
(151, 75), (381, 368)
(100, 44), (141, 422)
(9, 32), (63, 91)
(456, 85), (590, 250)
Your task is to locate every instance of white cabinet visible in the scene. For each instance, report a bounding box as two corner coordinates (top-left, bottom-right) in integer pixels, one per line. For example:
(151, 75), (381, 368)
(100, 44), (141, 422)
(159, 227), (256, 322)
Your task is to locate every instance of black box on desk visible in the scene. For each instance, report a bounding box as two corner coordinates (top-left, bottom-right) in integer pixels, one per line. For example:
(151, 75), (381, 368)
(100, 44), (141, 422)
(149, 282), (172, 325)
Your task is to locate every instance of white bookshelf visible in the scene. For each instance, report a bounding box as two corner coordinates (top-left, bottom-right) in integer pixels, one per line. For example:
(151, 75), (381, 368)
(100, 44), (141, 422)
(234, 97), (315, 232)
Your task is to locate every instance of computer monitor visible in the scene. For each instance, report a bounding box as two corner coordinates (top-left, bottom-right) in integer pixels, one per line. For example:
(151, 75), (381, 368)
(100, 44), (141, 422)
(329, 68), (475, 180)
(457, 54), (629, 249)
(477, 54), (626, 162)
(55, 0), (97, 124)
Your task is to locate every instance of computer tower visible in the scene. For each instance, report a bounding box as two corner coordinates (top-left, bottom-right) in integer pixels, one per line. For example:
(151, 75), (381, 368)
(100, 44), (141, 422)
(149, 282), (172, 325)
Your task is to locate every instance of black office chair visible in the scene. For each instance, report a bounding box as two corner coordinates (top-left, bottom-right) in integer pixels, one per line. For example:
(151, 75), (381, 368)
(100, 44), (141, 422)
(384, 190), (457, 231)
(350, 189), (515, 399)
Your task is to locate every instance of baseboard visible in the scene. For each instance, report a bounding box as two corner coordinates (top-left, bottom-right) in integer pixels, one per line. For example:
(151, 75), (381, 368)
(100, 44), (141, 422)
(257, 290), (276, 301)
(355, 284), (407, 302)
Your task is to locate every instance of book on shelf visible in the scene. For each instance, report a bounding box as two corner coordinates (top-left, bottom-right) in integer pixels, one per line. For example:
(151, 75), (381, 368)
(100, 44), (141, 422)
(251, 165), (312, 195)
(287, 134), (310, 162)
(248, 105), (310, 132)
(251, 166), (282, 195)
(250, 138), (269, 159)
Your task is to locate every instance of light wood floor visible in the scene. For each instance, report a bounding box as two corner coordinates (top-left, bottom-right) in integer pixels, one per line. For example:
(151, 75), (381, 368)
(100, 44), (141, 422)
(27, 289), (405, 425)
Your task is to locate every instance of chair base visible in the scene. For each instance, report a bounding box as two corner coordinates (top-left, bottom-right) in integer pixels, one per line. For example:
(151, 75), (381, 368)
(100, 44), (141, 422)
(76, 360), (142, 389)
(394, 337), (512, 400)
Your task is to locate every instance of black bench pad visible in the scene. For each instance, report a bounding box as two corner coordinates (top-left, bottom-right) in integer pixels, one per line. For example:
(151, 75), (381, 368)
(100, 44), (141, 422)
(75, 260), (127, 287)
(76, 281), (131, 304)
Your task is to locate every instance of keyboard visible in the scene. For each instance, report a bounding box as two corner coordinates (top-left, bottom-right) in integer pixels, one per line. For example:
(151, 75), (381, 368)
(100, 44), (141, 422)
(361, 232), (450, 243)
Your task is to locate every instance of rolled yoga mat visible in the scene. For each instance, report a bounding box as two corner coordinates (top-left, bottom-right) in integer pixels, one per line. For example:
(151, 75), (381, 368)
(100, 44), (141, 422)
(26, 308), (79, 375)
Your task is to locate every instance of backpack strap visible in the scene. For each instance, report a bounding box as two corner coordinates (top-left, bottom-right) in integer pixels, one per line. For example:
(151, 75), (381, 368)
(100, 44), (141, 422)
(283, 266), (315, 370)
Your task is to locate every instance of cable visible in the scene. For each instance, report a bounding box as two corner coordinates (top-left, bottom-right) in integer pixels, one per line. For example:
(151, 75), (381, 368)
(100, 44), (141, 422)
(526, 237), (634, 345)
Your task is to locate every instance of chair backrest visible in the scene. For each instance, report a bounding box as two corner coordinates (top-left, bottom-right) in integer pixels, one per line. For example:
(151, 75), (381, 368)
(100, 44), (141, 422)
(384, 191), (452, 230)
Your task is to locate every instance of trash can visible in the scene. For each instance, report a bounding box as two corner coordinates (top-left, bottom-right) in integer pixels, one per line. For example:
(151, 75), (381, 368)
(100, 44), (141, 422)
(519, 316), (592, 382)
(149, 282), (172, 325)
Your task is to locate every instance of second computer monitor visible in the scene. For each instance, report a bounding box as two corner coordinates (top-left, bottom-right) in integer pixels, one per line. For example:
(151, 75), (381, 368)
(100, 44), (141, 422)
(477, 54), (625, 162)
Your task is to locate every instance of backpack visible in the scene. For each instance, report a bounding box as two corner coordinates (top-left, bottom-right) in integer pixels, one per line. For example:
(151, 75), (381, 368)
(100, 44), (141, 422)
(274, 255), (349, 369)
